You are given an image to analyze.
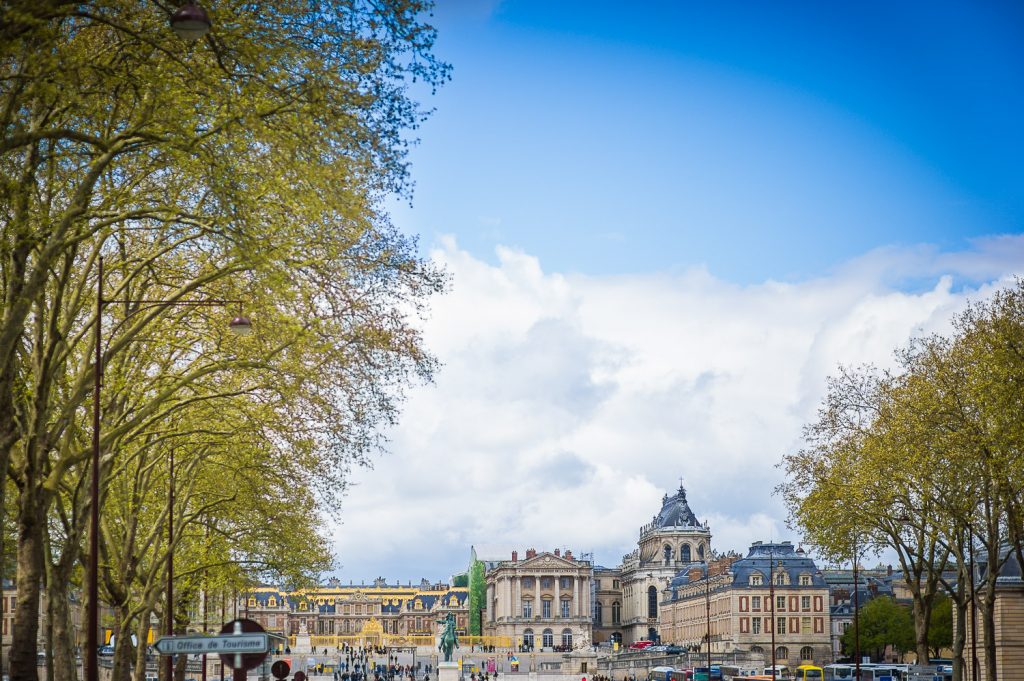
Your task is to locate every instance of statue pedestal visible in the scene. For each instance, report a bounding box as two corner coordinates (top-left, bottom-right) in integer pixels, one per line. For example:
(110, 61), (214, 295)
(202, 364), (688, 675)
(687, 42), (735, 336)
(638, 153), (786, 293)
(438, 661), (459, 681)
(293, 630), (312, 653)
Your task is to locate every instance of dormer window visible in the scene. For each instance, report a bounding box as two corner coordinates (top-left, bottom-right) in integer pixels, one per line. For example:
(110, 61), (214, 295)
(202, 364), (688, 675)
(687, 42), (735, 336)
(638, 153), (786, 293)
(799, 574), (811, 586)
(750, 574), (763, 586)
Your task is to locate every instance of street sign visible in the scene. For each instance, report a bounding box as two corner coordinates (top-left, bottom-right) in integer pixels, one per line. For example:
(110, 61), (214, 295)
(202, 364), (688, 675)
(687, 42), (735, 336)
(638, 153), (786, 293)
(154, 633), (269, 655)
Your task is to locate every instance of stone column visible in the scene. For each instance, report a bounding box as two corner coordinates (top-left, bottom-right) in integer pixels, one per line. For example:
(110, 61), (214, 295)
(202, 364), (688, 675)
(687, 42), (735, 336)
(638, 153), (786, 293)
(534, 576), (541, 617)
(573, 577), (580, 617)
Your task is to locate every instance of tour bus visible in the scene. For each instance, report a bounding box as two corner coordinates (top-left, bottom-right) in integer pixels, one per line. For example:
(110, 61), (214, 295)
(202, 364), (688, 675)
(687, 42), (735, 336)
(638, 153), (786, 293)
(649, 666), (676, 681)
(822, 665), (853, 680)
(763, 666), (791, 679)
(794, 666), (823, 680)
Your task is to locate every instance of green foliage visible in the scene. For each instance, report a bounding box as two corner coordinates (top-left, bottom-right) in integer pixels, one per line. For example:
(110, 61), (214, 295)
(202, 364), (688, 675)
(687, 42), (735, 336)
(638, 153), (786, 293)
(928, 593), (952, 657)
(468, 559), (486, 635)
(841, 596), (914, 661)
(452, 573), (468, 588)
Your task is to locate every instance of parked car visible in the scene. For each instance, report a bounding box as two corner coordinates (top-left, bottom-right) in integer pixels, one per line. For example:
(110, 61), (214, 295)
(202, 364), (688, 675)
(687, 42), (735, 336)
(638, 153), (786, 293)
(665, 645), (686, 655)
(648, 645), (668, 653)
(629, 640), (654, 650)
(98, 646), (115, 657)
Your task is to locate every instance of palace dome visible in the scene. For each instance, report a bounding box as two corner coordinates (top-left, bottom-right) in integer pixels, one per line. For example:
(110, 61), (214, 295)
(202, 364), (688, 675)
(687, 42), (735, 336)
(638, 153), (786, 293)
(655, 484), (700, 528)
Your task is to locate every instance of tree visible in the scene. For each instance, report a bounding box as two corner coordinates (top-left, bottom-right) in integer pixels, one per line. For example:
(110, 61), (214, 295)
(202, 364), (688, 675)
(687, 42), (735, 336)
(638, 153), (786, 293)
(840, 596), (914, 662)
(0, 3), (449, 680)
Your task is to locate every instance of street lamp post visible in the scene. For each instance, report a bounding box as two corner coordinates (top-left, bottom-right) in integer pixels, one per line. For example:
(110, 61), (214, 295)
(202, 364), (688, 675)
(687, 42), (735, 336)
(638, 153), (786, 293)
(87, 254), (249, 681)
(768, 545), (776, 681)
(852, 537), (860, 681)
(704, 563), (711, 674)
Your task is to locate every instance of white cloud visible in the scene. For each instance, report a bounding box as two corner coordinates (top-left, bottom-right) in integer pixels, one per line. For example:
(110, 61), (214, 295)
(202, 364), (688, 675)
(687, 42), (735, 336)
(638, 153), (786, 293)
(327, 236), (1024, 581)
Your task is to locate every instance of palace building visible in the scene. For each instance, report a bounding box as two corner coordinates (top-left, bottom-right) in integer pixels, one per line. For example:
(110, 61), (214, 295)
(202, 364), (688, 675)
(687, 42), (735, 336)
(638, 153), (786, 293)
(483, 548), (593, 651)
(242, 577), (470, 648)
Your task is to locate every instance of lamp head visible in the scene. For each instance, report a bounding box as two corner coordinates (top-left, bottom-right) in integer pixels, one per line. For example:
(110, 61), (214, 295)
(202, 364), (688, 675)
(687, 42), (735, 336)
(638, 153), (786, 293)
(170, 3), (212, 40)
(229, 315), (252, 336)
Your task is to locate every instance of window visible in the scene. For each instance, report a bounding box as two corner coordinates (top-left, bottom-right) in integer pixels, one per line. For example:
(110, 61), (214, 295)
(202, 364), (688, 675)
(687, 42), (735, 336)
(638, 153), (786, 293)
(542, 629), (554, 647)
(561, 599), (570, 618)
(541, 578), (553, 589)
(752, 617), (761, 634)
(269, 596), (277, 607)
(595, 601), (603, 625)
(799, 574), (811, 586)
(802, 617), (811, 634)
(776, 596), (785, 612)
(801, 596), (811, 611)
(522, 600), (533, 618)
(648, 586), (658, 618)
(776, 646), (789, 661)
(344, 619), (351, 633)
(697, 544), (705, 560)
(613, 580), (620, 589)
(775, 572), (786, 585)
(612, 601), (621, 624)
(560, 577), (571, 589)
(750, 646), (764, 656)
(800, 646), (814, 661)
(523, 577), (535, 589)
(344, 605), (350, 615)
(752, 596), (761, 611)
(777, 617), (785, 635)
(248, 597), (256, 607)
(663, 545), (673, 562)
(681, 545), (692, 562)
(523, 629), (534, 649)
(750, 574), (763, 586)
(562, 629), (573, 648)
(542, 599), (552, 618)
(300, 601), (307, 611)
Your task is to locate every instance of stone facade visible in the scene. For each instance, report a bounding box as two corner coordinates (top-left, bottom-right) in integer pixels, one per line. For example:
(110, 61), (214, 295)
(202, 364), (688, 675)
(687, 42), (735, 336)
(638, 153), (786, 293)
(484, 549), (592, 651)
(661, 541), (831, 667)
(618, 485), (712, 644)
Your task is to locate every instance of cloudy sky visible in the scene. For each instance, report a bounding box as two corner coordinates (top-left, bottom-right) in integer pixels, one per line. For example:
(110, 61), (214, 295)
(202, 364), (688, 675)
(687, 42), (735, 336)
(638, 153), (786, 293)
(327, 0), (1024, 583)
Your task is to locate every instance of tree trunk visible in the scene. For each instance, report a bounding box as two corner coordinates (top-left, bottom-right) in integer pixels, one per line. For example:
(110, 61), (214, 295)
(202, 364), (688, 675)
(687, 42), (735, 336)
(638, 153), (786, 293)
(951, 580), (966, 681)
(10, 486), (47, 681)
(112, 605), (135, 681)
(48, 578), (77, 681)
(912, 593), (933, 666)
(980, 586), (997, 681)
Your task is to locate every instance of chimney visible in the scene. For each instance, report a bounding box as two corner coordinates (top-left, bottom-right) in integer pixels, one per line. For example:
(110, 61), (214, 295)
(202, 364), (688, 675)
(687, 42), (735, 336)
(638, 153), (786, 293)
(565, 550), (573, 560)
(526, 548), (536, 559)
(512, 551), (518, 562)
(554, 549), (561, 557)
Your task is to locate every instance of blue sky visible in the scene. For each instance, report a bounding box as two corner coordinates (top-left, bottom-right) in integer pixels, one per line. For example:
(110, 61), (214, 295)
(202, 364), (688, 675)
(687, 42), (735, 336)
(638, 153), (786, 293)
(390, 0), (1024, 284)
(333, 1), (1024, 582)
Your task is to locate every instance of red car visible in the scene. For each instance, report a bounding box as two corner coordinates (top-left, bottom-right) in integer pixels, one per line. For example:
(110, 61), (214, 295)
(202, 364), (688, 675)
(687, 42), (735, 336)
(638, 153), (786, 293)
(628, 641), (654, 650)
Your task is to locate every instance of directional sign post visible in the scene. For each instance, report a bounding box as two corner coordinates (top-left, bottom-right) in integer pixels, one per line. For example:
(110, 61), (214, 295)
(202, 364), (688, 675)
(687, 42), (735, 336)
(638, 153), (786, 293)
(154, 633), (270, 656)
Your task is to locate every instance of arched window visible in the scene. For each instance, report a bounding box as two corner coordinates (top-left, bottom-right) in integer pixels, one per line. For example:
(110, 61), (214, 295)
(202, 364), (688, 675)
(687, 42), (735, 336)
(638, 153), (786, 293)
(648, 586), (658, 618)
(595, 601), (603, 625)
(681, 545), (692, 562)
(663, 545), (673, 562)
(542, 628), (554, 648)
(750, 646), (763, 655)
(800, 646), (814, 661)
(523, 629), (534, 649)
(562, 629), (573, 648)
(697, 544), (705, 560)
(776, 646), (789, 661)
(612, 601), (621, 624)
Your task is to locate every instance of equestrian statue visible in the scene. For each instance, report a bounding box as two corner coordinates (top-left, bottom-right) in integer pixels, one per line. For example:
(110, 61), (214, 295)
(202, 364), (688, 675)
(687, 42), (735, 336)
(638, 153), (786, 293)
(437, 612), (459, 662)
